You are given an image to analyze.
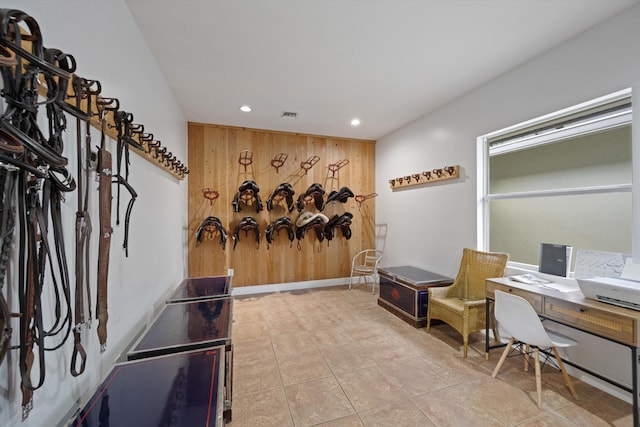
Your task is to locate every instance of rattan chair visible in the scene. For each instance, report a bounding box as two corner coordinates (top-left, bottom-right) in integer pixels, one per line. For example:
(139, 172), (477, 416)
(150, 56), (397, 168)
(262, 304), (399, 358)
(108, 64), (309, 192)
(492, 290), (578, 408)
(426, 248), (508, 358)
(349, 249), (383, 294)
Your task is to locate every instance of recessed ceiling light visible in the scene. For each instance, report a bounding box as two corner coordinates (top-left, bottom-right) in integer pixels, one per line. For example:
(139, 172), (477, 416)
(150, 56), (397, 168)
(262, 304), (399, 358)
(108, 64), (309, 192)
(351, 118), (360, 126)
(239, 105), (252, 112)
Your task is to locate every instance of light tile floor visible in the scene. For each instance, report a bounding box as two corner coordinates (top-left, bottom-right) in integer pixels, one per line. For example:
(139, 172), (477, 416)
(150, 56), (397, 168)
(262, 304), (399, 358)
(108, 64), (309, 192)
(229, 285), (633, 426)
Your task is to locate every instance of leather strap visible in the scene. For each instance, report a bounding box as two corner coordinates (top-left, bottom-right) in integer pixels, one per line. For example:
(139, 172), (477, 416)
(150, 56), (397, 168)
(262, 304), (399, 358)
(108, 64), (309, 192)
(96, 109), (112, 352)
(0, 166), (16, 366)
(71, 76), (98, 376)
(112, 110), (138, 256)
(0, 11), (89, 414)
(112, 174), (136, 256)
(17, 174), (46, 419)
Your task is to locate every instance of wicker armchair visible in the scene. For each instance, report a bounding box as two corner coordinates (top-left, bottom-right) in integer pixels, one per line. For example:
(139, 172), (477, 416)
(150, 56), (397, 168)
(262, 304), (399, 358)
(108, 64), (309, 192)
(426, 248), (509, 358)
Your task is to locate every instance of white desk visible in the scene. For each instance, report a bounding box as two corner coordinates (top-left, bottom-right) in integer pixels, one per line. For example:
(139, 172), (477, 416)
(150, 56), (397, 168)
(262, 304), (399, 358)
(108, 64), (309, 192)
(485, 277), (639, 426)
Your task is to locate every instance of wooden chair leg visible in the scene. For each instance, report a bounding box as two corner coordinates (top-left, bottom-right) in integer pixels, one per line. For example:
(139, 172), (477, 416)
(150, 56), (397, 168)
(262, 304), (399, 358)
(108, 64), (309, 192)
(462, 319), (469, 358)
(492, 338), (514, 378)
(534, 348), (542, 409)
(552, 347), (578, 399)
(524, 343), (530, 372)
(463, 336), (469, 358)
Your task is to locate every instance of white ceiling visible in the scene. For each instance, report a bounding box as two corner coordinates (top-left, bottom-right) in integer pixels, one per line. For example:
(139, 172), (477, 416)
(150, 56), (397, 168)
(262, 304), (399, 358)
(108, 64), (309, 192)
(124, 0), (639, 141)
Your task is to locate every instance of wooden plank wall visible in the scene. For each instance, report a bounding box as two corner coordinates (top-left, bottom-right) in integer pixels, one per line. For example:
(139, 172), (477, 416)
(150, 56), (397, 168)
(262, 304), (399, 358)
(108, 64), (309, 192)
(187, 123), (376, 287)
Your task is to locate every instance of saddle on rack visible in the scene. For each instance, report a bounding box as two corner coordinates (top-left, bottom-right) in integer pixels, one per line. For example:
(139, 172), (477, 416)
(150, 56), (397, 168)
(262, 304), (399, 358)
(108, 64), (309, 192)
(232, 180), (264, 213)
(324, 212), (353, 240)
(295, 211), (329, 242)
(326, 187), (354, 204)
(195, 216), (228, 249)
(266, 182), (295, 212)
(296, 183), (325, 212)
(232, 216), (260, 250)
(265, 216), (295, 249)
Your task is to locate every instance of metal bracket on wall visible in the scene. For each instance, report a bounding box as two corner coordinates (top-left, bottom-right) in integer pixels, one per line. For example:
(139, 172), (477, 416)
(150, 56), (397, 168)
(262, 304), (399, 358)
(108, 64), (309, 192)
(238, 150), (254, 172)
(355, 193), (378, 207)
(327, 159), (349, 178)
(300, 155), (320, 174)
(202, 188), (219, 205)
(270, 153), (288, 173)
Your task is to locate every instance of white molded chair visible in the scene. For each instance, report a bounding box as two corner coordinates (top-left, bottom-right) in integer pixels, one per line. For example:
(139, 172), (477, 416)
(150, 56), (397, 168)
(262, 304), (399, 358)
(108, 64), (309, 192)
(349, 249), (383, 294)
(491, 290), (578, 408)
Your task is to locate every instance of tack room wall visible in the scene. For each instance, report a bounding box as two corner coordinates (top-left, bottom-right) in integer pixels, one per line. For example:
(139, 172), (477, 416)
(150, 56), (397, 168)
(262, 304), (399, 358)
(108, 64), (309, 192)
(188, 123), (376, 287)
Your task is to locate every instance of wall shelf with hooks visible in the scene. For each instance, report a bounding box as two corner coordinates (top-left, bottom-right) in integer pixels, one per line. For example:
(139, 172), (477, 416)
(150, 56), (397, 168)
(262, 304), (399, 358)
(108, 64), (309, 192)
(389, 165), (460, 190)
(38, 76), (187, 180)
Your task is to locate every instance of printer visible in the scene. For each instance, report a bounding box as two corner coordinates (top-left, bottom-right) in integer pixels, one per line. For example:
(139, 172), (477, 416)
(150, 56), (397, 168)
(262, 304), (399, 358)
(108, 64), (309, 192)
(577, 276), (640, 311)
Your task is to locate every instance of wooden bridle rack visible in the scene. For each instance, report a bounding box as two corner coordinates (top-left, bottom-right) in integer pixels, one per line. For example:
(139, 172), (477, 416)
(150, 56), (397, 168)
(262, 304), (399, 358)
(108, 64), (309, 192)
(389, 165), (460, 190)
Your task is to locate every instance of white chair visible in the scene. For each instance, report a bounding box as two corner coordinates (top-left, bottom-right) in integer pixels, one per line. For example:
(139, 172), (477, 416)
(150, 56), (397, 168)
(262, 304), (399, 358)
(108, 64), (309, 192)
(349, 249), (383, 294)
(491, 290), (578, 409)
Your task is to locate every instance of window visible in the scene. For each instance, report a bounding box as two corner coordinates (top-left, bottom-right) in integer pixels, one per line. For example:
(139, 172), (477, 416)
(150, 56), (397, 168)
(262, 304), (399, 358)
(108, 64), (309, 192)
(478, 89), (632, 271)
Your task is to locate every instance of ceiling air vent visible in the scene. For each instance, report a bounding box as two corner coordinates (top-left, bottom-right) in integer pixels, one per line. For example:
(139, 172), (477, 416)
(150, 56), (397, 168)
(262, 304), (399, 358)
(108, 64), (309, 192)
(281, 111), (297, 118)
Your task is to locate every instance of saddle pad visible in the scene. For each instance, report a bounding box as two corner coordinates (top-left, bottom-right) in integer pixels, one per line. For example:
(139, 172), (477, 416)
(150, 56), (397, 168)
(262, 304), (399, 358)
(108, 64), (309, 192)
(69, 348), (224, 427)
(167, 275), (232, 303)
(128, 298), (231, 360)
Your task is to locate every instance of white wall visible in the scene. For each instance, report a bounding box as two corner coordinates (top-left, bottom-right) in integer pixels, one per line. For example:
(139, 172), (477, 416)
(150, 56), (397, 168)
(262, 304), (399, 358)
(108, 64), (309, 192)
(0, 2), (188, 426)
(376, 4), (640, 401)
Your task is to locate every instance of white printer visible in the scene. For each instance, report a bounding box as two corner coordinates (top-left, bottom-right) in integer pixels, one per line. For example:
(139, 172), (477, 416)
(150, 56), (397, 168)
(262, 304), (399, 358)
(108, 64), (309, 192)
(577, 277), (640, 311)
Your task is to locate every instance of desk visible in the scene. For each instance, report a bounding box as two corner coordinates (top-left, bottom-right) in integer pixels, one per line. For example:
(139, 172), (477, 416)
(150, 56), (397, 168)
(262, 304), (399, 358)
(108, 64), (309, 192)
(485, 277), (639, 426)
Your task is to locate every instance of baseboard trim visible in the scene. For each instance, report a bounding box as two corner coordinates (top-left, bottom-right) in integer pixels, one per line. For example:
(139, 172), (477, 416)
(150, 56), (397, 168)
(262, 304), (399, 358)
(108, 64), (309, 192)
(231, 277), (360, 296)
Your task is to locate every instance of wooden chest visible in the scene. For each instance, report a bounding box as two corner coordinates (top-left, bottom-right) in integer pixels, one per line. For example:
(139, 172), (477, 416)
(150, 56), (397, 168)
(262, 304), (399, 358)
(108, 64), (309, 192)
(378, 266), (453, 328)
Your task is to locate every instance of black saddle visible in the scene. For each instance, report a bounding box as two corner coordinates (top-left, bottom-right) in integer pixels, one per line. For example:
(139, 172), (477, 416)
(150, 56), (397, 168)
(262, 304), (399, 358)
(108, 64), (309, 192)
(232, 216), (260, 250)
(265, 216), (295, 249)
(295, 183), (325, 212)
(324, 212), (353, 240)
(266, 182), (295, 212)
(195, 216), (228, 249)
(326, 187), (354, 204)
(232, 180), (264, 213)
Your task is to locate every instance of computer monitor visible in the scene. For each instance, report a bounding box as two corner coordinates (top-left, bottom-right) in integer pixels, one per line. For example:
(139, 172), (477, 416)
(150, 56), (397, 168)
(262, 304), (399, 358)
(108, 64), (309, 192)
(539, 243), (572, 277)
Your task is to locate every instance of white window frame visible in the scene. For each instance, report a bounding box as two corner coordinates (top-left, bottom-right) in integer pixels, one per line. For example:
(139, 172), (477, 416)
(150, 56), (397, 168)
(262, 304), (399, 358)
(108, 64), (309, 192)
(477, 88), (633, 271)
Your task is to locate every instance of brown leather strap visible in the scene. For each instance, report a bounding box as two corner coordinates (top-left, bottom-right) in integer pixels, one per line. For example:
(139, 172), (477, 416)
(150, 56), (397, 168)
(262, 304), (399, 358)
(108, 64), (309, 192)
(71, 76), (96, 375)
(96, 144), (112, 351)
(71, 212), (89, 376)
(70, 331), (87, 377)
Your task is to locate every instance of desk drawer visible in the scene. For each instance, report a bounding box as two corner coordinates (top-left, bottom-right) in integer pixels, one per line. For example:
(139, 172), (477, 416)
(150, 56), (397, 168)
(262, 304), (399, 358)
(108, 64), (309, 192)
(544, 298), (636, 346)
(486, 282), (543, 312)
